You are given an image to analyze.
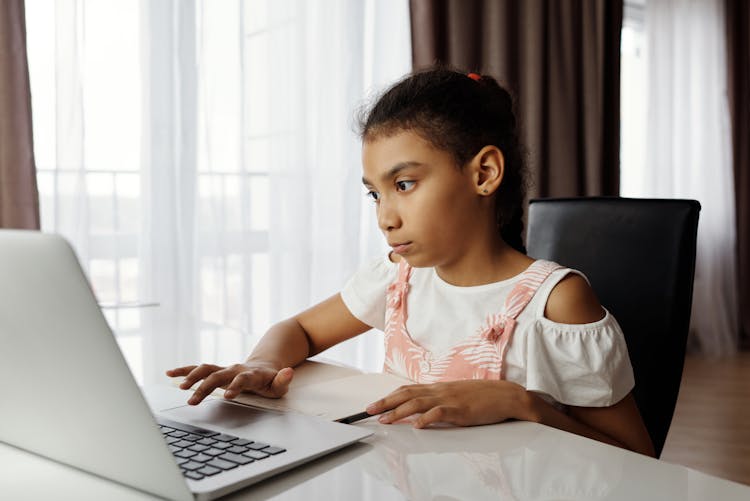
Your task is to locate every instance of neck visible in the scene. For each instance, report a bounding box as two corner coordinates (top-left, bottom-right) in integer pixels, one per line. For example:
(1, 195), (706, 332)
(434, 233), (533, 287)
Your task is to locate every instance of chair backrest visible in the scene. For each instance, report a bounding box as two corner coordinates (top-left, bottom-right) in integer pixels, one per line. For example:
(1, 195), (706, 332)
(526, 197), (700, 457)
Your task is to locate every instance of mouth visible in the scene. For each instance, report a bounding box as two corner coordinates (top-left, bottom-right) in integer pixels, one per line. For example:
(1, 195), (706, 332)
(389, 242), (412, 254)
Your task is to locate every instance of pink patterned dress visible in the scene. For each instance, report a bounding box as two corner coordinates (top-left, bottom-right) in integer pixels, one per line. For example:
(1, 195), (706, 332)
(383, 260), (564, 383)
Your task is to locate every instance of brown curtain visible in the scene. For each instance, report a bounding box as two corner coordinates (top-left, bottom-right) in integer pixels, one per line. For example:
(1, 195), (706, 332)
(0, 0), (40, 230)
(409, 0), (622, 199)
(726, 0), (750, 348)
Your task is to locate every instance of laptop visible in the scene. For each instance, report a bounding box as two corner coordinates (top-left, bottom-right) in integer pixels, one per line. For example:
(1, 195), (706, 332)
(0, 230), (372, 500)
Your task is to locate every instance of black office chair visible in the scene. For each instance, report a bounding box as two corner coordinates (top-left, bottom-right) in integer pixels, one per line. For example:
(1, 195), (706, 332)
(525, 197), (700, 457)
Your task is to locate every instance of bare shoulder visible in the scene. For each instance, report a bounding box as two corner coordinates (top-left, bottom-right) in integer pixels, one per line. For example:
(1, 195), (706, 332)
(543, 273), (605, 324)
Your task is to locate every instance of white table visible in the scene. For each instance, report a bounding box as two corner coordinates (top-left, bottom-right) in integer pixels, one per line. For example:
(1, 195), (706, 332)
(2, 395), (749, 501)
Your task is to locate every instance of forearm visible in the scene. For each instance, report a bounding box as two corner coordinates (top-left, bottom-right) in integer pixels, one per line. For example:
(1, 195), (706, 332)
(246, 294), (370, 371)
(520, 391), (654, 456)
(246, 318), (312, 370)
(523, 393), (623, 446)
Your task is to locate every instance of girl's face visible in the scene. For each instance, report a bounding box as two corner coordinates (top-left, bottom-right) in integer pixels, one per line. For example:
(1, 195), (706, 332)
(361, 130), (486, 268)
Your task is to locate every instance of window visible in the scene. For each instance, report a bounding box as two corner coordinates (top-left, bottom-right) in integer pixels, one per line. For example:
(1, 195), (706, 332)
(620, 0), (648, 196)
(26, 0), (410, 381)
(26, 0), (149, 377)
(25, 0), (284, 381)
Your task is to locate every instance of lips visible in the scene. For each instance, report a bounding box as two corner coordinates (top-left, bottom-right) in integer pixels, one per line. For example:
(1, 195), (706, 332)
(389, 242), (412, 254)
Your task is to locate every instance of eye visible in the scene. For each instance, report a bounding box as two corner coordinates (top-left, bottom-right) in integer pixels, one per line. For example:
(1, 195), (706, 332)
(365, 190), (380, 202)
(395, 180), (416, 192)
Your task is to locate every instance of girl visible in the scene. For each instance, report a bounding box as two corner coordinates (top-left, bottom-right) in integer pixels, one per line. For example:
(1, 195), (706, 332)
(167, 67), (656, 457)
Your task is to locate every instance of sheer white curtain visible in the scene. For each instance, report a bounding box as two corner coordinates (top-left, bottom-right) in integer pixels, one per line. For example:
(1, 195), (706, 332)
(26, 0), (410, 384)
(274, 0), (411, 371)
(639, 0), (738, 355)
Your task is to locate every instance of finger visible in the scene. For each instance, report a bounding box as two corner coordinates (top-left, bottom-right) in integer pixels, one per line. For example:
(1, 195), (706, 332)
(223, 373), (250, 399)
(413, 405), (460, 429)
(226, 367), (295, 399)
(366, 384), (423, 414)
(165, 365), (197, 378)
(180, 364), (221, 390)
(188, 368), (236, 405)
(268, 367), (294, 397)
(378, 396), (436, 424)
(222, 369), (271, 399)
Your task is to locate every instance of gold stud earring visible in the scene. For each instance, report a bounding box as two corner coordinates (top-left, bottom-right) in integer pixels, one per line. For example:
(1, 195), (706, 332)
(482, 189), (488, 194)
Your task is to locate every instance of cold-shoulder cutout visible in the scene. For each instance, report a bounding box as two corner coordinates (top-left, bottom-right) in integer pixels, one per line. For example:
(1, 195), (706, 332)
(544, 273), (605, 325)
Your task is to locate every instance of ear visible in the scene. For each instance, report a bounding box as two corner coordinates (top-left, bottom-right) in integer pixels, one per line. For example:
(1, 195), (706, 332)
(469, 146), (504, 196)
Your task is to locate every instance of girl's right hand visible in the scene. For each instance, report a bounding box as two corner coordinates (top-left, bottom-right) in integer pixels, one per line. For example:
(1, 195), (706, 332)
(165, 362), (294, 406)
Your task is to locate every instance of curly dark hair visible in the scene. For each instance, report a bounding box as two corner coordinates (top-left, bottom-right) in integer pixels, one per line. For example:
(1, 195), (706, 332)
(357, 66), (528, 253)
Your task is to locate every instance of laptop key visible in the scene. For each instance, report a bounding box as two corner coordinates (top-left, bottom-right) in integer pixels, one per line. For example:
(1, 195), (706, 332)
(231, 438), (253, 446)
(165, 436), (181, 445)
(219, 452), (253, 465)
(211, 441), (233, 450)
(156, 417), (220, 437)
(167, 430), (188, 438)
(213, 433), (239, 442)
(183, 471), (204, 480)
(226, 445), (248, 454)
(196, 437), (217, 446)
(168, 445), (183, 453)
(175, 449), (198, 459)
(203, 447), (226, 456)
(183, 433), (203, 442)
(206, 458), (238, 470)
(191, 453), (213, 463)
(173, 440), (195, 449)
(263, 446), (286, 455)
(243, 450), (269, 460)
(181, 461), (204, 471)
(188, 444), (210, 452)
(246, 442), (269, 450)
(197, 465), (222, 477)
(160, 426), (175, 434)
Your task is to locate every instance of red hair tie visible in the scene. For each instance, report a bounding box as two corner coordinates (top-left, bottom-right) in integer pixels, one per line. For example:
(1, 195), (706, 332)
(467, 72), (481, 81)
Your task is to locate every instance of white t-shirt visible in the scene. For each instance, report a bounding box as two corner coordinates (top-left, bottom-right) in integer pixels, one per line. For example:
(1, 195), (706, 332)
(341, 255), (635, 407)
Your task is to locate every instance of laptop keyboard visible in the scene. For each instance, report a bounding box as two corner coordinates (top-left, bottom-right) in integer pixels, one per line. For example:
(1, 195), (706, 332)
(157, 417), (287, 481)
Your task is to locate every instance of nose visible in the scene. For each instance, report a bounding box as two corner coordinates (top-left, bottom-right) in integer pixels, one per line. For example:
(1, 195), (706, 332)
(377, 198), (401, 232)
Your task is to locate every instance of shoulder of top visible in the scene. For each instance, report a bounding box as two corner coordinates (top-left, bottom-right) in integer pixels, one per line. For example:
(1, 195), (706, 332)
(543, 272), (605, 324)
(362, 252), (396, 267)
(364, 252), (400, 276)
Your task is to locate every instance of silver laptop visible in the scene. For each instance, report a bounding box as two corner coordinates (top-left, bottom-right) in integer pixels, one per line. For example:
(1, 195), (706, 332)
(0, 230), (372, 500)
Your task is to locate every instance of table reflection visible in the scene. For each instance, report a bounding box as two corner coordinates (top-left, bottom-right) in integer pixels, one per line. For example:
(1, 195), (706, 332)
(358, 420), (624, 500)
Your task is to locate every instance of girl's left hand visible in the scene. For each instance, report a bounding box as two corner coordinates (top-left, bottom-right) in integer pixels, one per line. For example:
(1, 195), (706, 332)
(366, 380), (533, 428)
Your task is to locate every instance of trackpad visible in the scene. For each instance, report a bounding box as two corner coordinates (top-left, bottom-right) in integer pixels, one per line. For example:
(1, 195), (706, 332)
(158, 398), (343, 449)
(161, 399), (281, 431)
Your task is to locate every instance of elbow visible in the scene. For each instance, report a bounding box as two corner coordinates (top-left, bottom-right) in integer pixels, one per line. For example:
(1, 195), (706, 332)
(635, 439), (657, 458)
(621, 435), (656, 458)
